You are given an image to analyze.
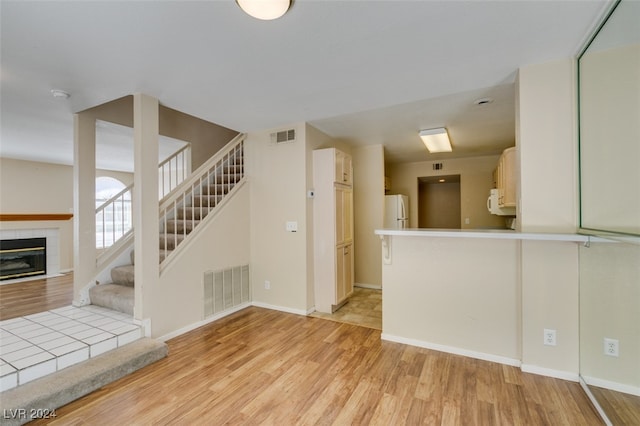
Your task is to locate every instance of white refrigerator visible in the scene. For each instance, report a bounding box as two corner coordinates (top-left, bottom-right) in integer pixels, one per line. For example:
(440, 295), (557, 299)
(384, 194), (409, 229)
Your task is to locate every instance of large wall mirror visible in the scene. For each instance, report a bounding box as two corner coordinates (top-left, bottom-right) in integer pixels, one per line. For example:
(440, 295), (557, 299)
(578, 0), (640, 424)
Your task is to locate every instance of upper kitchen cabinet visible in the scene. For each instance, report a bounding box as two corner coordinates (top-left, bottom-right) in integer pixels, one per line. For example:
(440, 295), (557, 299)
(496, 147), (516, 208)
(334, 149), (353, 186)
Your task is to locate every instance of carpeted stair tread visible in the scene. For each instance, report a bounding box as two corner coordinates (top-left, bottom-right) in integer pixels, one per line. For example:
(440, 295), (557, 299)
(111, 264), (134, 287)
(88, 284), (134, 315)
(177, 207), (209, 220)
(192, 195), (223, 207)
(201, 184), (234, 195)
(0, 338), (168, 426)
(165, 219), (200, 234)
(159, 233), (186, 250)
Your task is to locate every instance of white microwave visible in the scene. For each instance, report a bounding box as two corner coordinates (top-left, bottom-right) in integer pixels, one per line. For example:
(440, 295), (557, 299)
(487, 189), (516, 216)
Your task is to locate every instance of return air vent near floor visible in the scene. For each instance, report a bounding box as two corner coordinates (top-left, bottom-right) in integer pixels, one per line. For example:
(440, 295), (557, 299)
(204, 264), (250, 318)
(270, 129), (296, 144)
(433, 162), (444, 171)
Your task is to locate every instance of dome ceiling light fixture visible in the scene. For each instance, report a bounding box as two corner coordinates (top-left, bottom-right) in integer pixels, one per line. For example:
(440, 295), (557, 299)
(236, 0), (291, 20)
(51, 89), (70, 99)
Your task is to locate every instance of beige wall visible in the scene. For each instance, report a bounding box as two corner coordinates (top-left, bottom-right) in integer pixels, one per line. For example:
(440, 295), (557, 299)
(517, 58), (581, 377)
(579, 44), (640, 234)
(0, 158), (75, 270)
(247, 123), (353, 313)
(382, 236), (521, 364)
(247, 123), (310, 313)
(387, 155), (507, 230)
(520, 241), (579, 374)
(154, 184), (250, 337)
(580, 240), (640, 393)
(352, 145), (384, 288)
(159, 105), (239, 170)
(418, 181), (461, 228)
(81, 95), (239, 172)
(517, 59), (577, 233)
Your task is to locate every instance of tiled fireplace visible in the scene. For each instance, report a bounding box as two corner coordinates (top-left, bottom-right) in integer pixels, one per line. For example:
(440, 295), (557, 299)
(0, 238), (47, 281)
(0, 229), (60, 284)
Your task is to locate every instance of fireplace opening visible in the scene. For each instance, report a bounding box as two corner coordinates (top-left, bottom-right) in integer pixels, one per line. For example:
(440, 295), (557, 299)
(0, 238), (47, 281)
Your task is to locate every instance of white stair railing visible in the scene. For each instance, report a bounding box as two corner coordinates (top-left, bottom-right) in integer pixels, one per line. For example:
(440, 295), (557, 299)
(159, 144), (191, 200)
(159, 134), (245, 266)
(96, 185), (133, 250)
(96, 144), (191, 252)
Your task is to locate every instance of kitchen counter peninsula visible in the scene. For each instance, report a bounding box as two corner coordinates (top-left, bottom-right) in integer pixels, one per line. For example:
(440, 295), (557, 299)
(374, 227), (605, 379)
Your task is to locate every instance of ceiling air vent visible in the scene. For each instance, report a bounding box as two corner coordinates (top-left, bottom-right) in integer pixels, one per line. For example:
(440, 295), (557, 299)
(433, 162), (444, 171)
(270, 128), (296, 144)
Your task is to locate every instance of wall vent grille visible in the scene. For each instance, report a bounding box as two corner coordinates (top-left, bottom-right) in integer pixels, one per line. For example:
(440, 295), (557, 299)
(204, 264), (250, 318)
(270, 129), (296, 144)
(433, 162), (444, 170)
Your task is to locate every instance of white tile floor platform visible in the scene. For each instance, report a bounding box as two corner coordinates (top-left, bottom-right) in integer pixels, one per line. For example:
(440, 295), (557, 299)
(0, 305), (142, 392)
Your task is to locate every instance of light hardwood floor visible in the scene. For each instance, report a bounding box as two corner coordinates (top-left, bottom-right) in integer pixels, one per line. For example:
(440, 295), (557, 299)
(310, 287), (382, 330)
(0, 273), (73, 320)
(24, 306), (603, 425)
(4, 275), (635, 425)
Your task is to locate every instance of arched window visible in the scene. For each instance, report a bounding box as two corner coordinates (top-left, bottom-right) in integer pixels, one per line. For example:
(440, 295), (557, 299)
(96, 177), (126, 207)
(96, 177), (131, 249)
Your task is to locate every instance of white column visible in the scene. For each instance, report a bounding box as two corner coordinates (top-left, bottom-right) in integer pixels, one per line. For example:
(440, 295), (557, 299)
(73, 112), (97, 305)
(133, 94), (160, 322)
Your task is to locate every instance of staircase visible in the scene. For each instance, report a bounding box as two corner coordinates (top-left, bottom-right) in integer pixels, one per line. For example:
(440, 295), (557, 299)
(89, 136), (245, 315)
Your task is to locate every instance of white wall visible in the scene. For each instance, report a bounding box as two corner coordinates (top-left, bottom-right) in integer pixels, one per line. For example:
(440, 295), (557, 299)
(154, 184), (250, 337)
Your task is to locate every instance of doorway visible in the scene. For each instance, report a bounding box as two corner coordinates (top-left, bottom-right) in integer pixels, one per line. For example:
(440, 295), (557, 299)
(418, 175), (461, 228)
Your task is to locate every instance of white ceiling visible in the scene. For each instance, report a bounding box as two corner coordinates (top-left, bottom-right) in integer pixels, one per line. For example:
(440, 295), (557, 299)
(0, 0), (610, 169)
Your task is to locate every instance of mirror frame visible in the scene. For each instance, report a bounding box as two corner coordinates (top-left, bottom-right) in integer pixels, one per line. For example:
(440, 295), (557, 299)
(577, 0), (640, 238)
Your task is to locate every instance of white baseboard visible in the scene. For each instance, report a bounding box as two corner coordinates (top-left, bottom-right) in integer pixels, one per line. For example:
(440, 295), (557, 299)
(381, 333), (521, 367)
(251, 301), (308, 316)
(520, 364), (579, 382)
(582, 375), (640, 397)
(157, 302), (250, 342)
(354, 282), (382, 290)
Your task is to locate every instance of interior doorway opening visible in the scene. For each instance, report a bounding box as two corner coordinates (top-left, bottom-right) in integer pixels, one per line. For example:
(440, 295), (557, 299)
(418, 175), (461, 229)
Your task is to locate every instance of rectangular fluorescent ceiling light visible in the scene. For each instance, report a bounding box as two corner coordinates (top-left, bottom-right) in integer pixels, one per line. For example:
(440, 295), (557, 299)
(419, 128), (452, 153)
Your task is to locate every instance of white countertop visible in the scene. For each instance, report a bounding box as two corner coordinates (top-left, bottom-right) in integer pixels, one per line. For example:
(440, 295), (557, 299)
(374, 228), (611, 243)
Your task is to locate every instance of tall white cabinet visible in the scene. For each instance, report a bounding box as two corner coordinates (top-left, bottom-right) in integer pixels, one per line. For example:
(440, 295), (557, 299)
(313, 148), (354, 313)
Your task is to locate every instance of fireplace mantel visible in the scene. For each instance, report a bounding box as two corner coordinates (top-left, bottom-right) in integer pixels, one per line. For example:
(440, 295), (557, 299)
(0, 214), (73, 222)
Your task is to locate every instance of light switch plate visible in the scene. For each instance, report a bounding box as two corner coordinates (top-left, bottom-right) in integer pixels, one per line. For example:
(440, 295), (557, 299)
(286, 221), (298, 232)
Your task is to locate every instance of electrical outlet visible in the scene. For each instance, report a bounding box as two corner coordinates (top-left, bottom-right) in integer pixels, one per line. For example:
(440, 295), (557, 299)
(604, 338), (619, 357)
(544, 329), (557, 346)
(264, 280), (271, 290)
